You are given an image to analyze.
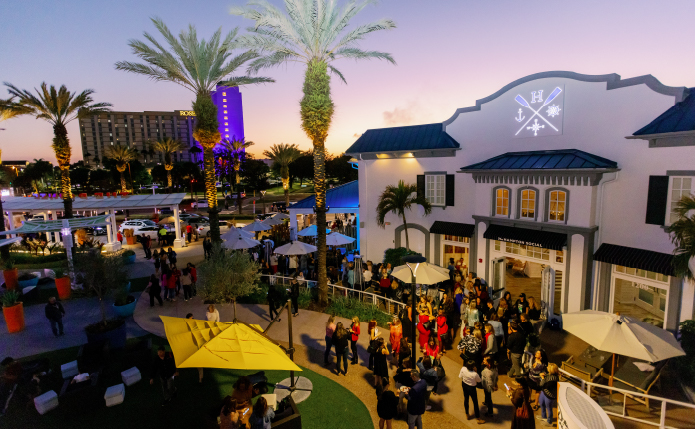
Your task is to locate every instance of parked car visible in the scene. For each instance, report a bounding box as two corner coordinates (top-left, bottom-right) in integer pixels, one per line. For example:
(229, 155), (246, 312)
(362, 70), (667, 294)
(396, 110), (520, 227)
(191, 199), (209, 209)
(158, 208), (174, 215)
(195, 222), (228, 237)
(135, 226), (162, 241)
(85, 226), (107, 236)
(118, 219), (158, 233)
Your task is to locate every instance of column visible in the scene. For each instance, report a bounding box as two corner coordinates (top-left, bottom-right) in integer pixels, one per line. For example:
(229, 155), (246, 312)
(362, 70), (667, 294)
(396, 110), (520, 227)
(103, 210), (120, 252)
(355, 212), (360, 255)
(173, 205), (184, 248)
(6, 211), (15, 238)
(111, 211), (120, 251)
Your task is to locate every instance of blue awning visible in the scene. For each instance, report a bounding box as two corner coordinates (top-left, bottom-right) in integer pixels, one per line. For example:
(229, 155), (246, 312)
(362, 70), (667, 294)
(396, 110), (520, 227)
(291, 181), (358, 212)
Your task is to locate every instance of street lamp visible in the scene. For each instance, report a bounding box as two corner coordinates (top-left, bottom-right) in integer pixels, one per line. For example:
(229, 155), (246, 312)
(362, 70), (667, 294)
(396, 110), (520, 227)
(260, 190), (266, 214)
(401, 254), (427, 369)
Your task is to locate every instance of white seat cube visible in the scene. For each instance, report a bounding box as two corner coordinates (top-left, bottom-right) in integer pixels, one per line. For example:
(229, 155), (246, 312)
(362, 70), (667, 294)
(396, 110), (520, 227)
(262, 393), (277, 410)
(61, 360), (79, 379)
(104, 383), (125, 407)
(34, 390), (58, 415)
(120, 367), (141, 386)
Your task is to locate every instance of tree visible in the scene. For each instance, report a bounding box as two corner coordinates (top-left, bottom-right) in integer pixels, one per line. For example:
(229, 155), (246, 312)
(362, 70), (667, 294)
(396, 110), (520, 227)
(327, 154), (358, 184)
(376, 180), (432, 250)
(220, 138), (254, 187)
(198, 243), (260, 320)
(232, 0), (396, 304)
(106, 144), (139, 192)
(115, 18), (273, 241)
(264, 143), (301, 207)
(0, 97), (31, 163)
(150, 138), (185, 190)
(20, 159), (54, 193)
(666, 194), (695, 280)
(89, 168), (112, 190)
(75, 249), (128, 326)
(289, 151), (314, 186)
(4, 83), (112, 218)
(240, 158), (270, 192)
(70, 165), (91, 193)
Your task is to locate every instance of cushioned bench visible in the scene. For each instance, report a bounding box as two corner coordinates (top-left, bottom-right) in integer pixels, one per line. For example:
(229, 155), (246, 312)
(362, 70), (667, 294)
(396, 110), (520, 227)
(121, 367), (142, 386)
(34, 390), (58, 415)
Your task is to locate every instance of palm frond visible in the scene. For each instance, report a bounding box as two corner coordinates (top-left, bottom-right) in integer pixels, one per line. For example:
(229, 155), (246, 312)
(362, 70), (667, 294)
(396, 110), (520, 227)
(333, 47), (395, 64)
(665, 194), (695, 280)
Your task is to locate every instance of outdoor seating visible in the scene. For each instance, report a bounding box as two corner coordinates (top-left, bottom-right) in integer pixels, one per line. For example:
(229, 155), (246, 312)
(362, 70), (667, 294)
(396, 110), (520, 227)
(262, 393), (277, 410)
(61, 360), (79, 379)
(59, 372), (101, 418)
(77, 339), (110, 375)
(611, 358), (666, 410)
(271, 396), (301, 429)
(561, 355), (603, 384)
(120, 367), (141, 386)
(104, 383), (125, 407)
(33, 390), (58, 415)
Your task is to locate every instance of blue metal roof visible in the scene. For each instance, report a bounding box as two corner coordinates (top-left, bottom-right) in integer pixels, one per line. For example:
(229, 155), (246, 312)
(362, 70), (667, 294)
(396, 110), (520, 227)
(633, 88), (695, 135)
(345, 123), (459, 154)
(291, 180), (359, 210)
(461, 149), (618, 171)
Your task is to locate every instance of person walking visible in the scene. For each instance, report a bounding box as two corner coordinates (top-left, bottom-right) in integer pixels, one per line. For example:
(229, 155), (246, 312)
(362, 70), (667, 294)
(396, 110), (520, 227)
(147, 274), (163, 307)
(187, 262), (198, 296)
(167, 247), (177, 266)
(44, 297), (65, 337)
(507, 322), (527, 378)
(186, 223), (193, 244)
(507, 377), (535, 429)
(376, 377), (398, 429)
(140, 234), (149, 259)
(324, 315), (336, 366)
(153, 249), (161, 275)
(249, 396), (275, 429)
(388, 316), (403, 365)
(158, 226), (168, 247)
(117, 230), (123, 244)
(268, 285), (280, 322)
(404, 370), (428, 429)
(289, 274), (300, 317)
(481, 356), (498, 419)
(150, 346), (178, 406)
(332, 322), (350, 375)
(459, 360), (484, 424)
(181, 268), (193, 301)
(206, 304), (220, 323)
(349, 316), (361, 365)
(537, 363), (559, 426)
(203, 237), (212, 260)
(373, 337), (390, 388)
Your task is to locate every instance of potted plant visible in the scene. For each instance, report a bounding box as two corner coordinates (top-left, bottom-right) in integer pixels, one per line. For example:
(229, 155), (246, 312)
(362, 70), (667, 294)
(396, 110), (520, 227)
(113, 285), (137, 318)
(54, 268), (71, 300)
(17, 272), (39, 289)
(2, 258), (18, 291)
(124, 228), (136, 245)
(75, 249), (129, 348)
(2, 290), (24, 333)
(121, 249), (136, 265)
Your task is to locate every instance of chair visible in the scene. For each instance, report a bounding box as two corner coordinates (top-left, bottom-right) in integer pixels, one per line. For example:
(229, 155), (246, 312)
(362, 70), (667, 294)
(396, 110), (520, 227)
(104, 383), (125, 407)
(262, 393), (277, 410)
(611, 358), (666, 410)
(34, 390), (58, 415)
(561, 356), (603, 384)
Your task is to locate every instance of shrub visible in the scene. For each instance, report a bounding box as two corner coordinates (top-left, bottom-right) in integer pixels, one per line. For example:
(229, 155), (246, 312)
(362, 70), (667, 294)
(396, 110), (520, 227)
(674, 319), (695, 388)
(8, 253), (67, 265)
(122, 249), (136, 257)
(75, 249), (128, 325)
(382, 247), (421, 268)
(3, 258), (15, 270)
(198, 244), (260, 304)
(326, 295), (392, 327)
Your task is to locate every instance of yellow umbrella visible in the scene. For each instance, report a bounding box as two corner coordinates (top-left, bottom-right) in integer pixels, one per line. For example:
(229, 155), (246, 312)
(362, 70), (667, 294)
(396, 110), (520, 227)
(160, 316), (301, 371)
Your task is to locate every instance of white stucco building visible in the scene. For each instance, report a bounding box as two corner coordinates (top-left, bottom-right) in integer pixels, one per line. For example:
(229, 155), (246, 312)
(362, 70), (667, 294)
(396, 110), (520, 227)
(346, 71), (695, 331)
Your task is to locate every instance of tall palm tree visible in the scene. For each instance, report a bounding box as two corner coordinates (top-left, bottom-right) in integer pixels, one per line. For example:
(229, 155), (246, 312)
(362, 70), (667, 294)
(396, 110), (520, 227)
(220, 138), (254, 187)
(115, 17), (273, 241)
(106, 144), (139, 192)
(232, 0), (396, 304)
(264, 143), (301, 207)
(151, 138), (185, 190)
(3, 83), (112, 218)
(376, 180), (432, 250)
(666, 195), (695, 280)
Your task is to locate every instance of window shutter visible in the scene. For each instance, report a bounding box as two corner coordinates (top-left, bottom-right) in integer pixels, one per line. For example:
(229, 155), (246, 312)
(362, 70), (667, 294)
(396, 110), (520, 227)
(445, 174), (455, 206)
(417, 175), (425, 200)
(645, 175), (669, 225)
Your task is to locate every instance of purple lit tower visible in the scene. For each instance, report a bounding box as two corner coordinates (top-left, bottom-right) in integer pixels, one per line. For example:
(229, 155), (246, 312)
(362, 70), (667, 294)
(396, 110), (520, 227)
(211, 85), (245, 144)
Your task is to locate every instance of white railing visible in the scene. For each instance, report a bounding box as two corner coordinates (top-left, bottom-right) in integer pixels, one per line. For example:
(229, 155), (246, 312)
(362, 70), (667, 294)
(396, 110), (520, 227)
(260, 274), (406, 316)
(558, 367), (695, 429)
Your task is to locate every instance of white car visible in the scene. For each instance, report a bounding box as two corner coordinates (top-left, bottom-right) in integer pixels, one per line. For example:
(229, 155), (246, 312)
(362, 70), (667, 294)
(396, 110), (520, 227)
(191, 198), (209, 209)
(118, 219), (158, 233)
(196, 222), (228, 237)
(136, 226), (163, 241)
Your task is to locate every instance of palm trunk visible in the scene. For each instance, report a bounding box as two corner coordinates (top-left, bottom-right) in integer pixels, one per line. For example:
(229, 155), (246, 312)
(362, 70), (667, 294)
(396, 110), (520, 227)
(193, 93), (222, 242)
(167, 169), (173, 190)
(301, 60), (334, 306)
(204, 147), (221, 239)
(282, 176), (290, 207)
(402, 214), (410, 250)
(53, 123), (73, 219)
(0, 197), (9, 261)
(120, 172), (127, 193)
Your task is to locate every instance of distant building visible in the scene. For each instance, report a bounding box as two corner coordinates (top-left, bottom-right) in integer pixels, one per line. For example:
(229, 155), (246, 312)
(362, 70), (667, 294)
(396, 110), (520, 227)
(79, 85), (245, 167)
(1, 160), (29, 174)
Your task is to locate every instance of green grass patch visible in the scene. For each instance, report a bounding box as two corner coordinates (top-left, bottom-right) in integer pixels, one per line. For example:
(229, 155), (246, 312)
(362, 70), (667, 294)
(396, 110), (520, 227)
(18, 277), (151, 308)
(1, 334), (371, 429)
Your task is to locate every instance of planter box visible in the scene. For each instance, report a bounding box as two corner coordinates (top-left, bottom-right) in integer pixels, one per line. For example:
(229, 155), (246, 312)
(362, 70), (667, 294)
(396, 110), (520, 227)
(125, 236), (136, 245)
(55, 277), (71, 299)
(18, 276), (39, 289)
(123, 254), (136, 265)
(3, 268), (18, 290)
(113, 298), (137, 318)
(86, 320), (127, 349)
(3, 302), (25, 333)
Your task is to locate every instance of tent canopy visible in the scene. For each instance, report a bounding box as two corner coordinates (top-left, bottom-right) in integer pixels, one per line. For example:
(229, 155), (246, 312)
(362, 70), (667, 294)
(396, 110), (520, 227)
(161, 316), (301, 371)
(0, 215), (111, 234)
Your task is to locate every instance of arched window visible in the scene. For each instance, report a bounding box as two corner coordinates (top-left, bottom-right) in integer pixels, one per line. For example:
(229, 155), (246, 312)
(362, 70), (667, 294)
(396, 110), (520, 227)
(520, 189), (537, 219)
(493, 187), (510, 217)
(548, 190), (567, 222)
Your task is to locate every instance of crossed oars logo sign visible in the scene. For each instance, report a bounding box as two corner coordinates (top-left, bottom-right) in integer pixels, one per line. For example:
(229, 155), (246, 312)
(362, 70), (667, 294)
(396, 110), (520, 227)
(514, 87), (562, 136)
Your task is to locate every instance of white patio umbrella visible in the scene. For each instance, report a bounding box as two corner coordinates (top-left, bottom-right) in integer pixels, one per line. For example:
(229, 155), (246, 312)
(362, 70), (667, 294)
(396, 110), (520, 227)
(242, 220), (272, 232)
(274, 241), (318, 255)
(271, 213), (290, 220)
(325, 232), (355, 246)
(221, 227), (255, 241)
(158, 216), (184, 225)
(263, 216), (284, 226)
(391, 262), (450, 285)
(562, 310), (685, 385)
(222, 235), (262, 250)
(297, 225), (330, 237)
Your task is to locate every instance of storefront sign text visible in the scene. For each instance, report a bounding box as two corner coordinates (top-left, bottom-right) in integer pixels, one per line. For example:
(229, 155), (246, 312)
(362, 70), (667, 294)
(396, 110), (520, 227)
(497, 237), (544, 248)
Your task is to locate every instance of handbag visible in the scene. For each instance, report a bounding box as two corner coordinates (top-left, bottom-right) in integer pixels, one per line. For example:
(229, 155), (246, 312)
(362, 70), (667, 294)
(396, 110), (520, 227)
(515, 401), (531, 420)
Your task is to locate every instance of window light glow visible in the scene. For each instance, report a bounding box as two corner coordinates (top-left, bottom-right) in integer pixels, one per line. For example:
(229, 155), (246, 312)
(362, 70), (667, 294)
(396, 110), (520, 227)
(376, 154), (390, 159)
(222, 92), (226, 96)
(224, 111), (227, 114)
(223, 99), (226, 102)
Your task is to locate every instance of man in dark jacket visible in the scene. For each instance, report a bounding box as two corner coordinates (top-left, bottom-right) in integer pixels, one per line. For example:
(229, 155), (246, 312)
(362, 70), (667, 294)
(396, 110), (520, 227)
(150, 346), (178, 405)
(44, 297), (65, 337)
(506, 322), (527, 378)
(267, 285), (280, 322)
(405, 370), (428, 429)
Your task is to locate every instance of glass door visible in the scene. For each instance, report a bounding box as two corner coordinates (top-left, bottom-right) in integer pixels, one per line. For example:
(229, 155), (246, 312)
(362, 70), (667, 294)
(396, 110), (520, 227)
(491, 257), (506, 304)
(541, 266), (555, 320)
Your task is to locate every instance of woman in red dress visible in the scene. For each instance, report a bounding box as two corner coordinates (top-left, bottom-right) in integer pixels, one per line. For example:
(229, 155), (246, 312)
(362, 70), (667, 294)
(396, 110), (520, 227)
(436, 308), (449, 353)
(388, 316), (402, 364)
(416, 295), (432, 352)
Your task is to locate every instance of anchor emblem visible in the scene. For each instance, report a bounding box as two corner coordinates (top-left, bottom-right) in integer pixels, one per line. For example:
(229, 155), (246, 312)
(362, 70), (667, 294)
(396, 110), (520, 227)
(515, 108), (525, 123)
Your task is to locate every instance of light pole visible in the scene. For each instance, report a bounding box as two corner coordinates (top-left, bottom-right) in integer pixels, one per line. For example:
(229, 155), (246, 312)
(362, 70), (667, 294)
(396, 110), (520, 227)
(260, 190), (266, 214)
(402, 254), (427, 369)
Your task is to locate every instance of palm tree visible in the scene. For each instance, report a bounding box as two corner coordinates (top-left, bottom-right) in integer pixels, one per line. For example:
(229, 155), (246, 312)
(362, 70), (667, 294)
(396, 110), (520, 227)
(151, 138), (185, 190)
(106, 144), (138, 192)
(115, 18), (273, 241)
(264, 143), (301, 207)
(3, 83), (112, 218)
(220, 138), (254, 188)
(232, 0), (396, 304)
(666, 194), (695, 280)
(376, 180), (432, 250)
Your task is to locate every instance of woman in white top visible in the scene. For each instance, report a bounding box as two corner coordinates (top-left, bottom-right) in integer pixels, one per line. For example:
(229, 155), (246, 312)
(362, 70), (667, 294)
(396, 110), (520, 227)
(458, 360), (484, 424)
(206, 304), (220, 323)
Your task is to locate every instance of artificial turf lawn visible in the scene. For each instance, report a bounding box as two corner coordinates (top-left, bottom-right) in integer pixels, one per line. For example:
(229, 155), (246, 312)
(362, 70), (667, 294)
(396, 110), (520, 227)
(1, 334), (372, 429)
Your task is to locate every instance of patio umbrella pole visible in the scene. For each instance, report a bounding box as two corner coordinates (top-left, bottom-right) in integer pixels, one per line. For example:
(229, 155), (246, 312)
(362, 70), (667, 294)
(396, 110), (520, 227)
(411, 279), (417, 369)
(287, 299), (296, 392)
(610, 353), (615, 387)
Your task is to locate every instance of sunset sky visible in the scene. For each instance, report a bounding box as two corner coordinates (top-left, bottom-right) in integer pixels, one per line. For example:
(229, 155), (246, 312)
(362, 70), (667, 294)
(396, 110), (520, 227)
(1, 0), (694, 163)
